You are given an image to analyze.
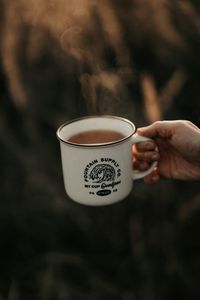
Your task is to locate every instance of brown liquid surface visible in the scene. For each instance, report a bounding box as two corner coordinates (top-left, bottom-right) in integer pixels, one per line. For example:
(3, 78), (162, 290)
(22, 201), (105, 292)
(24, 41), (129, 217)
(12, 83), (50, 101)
(68, 130), (125, 144)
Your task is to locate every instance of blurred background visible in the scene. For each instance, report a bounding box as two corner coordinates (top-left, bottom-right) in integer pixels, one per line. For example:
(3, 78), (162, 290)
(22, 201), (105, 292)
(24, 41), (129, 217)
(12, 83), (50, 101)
(0, 0), (200, 299)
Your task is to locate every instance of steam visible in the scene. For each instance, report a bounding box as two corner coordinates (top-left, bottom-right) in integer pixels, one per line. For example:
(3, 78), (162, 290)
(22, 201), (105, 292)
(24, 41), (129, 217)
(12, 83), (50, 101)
(1, 0), (190, 119)
(59, 0), (134, 115)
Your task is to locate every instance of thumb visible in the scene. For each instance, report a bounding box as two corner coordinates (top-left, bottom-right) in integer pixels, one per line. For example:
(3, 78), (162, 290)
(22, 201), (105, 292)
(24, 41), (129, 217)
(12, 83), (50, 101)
(137, 121), (173, 139)
(136, 123), (159, 138)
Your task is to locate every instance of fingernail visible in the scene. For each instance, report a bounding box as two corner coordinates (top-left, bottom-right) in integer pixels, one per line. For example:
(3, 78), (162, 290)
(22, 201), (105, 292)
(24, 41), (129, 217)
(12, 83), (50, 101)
(137, 128), (145, 133)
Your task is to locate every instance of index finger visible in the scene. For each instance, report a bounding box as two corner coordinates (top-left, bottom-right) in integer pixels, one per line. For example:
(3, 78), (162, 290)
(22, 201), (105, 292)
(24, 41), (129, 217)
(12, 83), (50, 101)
(134, 141), (157, 151)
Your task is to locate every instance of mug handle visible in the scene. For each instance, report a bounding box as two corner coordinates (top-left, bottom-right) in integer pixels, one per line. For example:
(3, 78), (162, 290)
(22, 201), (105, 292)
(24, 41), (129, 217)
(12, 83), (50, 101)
(131, 135), (158, 180)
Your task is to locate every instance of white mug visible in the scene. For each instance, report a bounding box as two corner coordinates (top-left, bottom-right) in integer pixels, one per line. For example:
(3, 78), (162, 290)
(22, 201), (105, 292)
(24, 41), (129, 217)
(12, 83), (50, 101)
(56, 115), (157, 206)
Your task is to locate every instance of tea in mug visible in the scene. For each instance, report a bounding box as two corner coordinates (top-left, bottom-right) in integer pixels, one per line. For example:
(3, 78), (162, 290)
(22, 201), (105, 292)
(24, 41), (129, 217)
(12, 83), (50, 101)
(67, 130), (125, 145)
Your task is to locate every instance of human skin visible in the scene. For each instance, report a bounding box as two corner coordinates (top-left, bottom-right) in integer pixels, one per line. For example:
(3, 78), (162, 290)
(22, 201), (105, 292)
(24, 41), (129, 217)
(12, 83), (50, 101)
(133, 120), (200, 184)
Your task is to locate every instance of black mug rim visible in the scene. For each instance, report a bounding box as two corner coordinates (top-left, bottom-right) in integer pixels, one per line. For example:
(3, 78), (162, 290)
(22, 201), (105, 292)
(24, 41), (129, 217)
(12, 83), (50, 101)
(56, 115), (136, 148)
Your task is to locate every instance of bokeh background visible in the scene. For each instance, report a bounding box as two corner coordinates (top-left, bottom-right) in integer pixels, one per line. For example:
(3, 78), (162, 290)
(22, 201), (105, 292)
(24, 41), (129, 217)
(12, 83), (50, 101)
(0, 0), (200, 299)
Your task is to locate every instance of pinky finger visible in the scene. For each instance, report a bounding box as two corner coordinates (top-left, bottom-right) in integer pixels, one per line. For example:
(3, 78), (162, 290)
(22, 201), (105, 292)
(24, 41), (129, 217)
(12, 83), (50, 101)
(144, 169), (160, 185)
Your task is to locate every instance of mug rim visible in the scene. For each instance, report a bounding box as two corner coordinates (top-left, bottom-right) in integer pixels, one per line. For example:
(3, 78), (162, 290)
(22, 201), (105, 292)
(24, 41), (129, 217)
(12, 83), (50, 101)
(56, 115), (136, 148)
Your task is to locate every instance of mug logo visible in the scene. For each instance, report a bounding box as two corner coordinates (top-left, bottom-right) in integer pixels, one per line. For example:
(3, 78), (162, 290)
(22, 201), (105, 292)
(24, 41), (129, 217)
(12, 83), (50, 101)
(84, 158), (121, 197)
(89, 164), (116, 183)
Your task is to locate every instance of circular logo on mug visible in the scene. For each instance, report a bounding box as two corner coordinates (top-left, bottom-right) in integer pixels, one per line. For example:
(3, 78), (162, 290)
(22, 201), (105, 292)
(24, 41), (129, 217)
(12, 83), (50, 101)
(84, 158), (121, 196)
(89, 164), (116, 183)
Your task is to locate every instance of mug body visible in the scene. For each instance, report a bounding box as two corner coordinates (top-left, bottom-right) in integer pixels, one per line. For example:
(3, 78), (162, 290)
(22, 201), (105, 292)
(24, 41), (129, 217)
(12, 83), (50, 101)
(57, 116), (135, 206)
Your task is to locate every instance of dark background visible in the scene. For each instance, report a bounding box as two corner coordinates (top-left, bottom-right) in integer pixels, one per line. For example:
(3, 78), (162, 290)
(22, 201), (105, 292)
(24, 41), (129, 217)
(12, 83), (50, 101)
(0, 0), (200, 299)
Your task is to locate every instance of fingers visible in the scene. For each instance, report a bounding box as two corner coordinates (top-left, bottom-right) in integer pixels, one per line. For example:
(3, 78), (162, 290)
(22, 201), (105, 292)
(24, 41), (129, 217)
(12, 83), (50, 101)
(133, 141), (160, 162)
(136, 141), (156, 151)
(143, 169), (160, 184)
(133, 161), (160, 184)
(135, 150), (159, 162)
(133, 140), (160, 184)
(134, 160), (150, 171)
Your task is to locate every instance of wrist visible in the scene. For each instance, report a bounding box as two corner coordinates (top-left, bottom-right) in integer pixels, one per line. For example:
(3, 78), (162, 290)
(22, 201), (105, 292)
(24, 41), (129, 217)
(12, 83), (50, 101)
(197, 133), (200, 163)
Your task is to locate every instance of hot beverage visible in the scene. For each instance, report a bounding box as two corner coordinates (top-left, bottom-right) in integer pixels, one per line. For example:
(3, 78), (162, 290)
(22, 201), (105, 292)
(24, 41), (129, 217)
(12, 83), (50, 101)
(57, 115), (158, 206)
(68, 130), (125, 144)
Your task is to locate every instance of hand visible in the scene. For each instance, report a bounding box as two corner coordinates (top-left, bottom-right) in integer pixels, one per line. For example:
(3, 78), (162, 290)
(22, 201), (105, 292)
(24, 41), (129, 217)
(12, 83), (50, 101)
(133, 120), (200, 184)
